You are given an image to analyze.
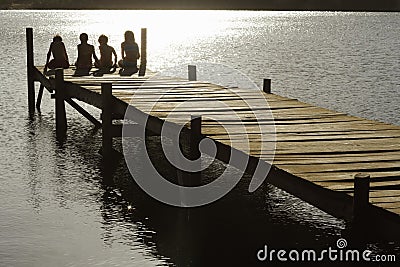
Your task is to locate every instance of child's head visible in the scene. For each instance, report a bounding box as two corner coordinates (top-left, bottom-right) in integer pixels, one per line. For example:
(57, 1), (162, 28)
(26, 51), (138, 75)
(124, 31), (135, 43)
(79, 33), (88, 43)
(53, 35), (62, 42)
(98, 34), (108, 45)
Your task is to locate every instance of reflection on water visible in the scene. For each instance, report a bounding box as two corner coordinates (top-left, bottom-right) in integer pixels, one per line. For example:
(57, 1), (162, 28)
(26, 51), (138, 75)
(19, 116), (172, 266)
(18, 112), (400, 267)
(0, 10), (399, 266)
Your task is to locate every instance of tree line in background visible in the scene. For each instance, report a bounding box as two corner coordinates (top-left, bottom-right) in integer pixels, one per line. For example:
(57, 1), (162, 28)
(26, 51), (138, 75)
(1, 0), (400, 11)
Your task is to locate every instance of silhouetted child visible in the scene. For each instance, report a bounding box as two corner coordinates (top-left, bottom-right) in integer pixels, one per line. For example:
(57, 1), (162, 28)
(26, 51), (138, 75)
(94, 34), (117, 71)
(75, 33), (99, 70)
(45, 35), (69, 72)
(118, 30), (140, 75)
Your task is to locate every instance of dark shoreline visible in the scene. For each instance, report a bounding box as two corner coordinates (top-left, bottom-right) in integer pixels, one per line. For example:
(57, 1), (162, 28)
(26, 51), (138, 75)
(2, 0), (400, 12)
(2, 8), (400, 12)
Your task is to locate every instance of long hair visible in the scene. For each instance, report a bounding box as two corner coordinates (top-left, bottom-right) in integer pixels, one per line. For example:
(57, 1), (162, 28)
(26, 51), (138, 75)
(124, 30), (135, 43)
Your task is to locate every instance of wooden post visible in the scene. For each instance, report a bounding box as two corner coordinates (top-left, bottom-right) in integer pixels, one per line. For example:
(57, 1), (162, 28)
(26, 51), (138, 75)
(263, 79), (271, 94)
(188, 65), (197, 81)
(353, 173), (370, 223)
(36, 84), (44, 111)
(26, 27), (35, 116)
(190, 115), (201, 160)
(139, 28), (147, 77)
(189, 115), (202, 186)
(101, 83), (113, 160)
(55, 69), (67, 136)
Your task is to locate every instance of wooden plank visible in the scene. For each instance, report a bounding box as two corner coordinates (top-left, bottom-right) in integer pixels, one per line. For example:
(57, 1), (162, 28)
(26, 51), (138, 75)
(213, 132), (400, 143)
(316, 180), (400, 191)
(279, 161), (399, 175)
(373, 202), (400, 209)
(370, 194), (400, 203)
(273, 155), (400, 166)
(370, 190), (400, 198)
(385, 207), (400, 214)
(284, 171), (400, 184)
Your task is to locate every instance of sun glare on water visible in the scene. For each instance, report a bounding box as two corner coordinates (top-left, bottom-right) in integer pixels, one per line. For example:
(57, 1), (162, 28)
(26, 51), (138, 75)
(55, 10), (234, 55)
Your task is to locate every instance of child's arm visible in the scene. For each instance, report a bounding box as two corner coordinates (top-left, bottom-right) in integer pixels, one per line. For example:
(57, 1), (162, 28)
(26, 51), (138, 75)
(62, 42), (69, 63)
(44, 42), (52, 73)
(112, 47), (117, 66)
(121, 43), (125, 59)
(92, 46), (100, 66)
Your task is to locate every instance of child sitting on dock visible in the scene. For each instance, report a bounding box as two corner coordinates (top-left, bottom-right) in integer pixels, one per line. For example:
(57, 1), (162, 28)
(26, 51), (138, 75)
(94, 34), (117, 72)
(75, 33), (99, 71)
(44, 35), (69, 73)
(118, 30), (140, 75)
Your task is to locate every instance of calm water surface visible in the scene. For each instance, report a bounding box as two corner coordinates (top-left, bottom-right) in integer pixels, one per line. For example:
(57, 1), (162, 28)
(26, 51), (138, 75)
(0, 10), (399, 266)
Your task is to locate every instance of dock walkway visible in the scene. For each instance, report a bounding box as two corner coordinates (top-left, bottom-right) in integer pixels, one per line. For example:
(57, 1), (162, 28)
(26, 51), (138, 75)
(32, 66), (400, 225)
(26, 29), (400, 237)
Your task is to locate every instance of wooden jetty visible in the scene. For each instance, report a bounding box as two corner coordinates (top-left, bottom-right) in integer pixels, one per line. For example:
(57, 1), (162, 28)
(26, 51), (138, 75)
(26, 28), (400, 237)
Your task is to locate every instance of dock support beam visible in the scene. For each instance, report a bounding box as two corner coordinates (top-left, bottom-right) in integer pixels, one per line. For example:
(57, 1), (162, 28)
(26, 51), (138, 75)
(188, 65), (197, 81)
(65, 98), (102, 128)
(26, 28), (35, 116)
(263, 78), (271, 94)
(101, 83), (113, 161)
(139, 28), (147, 77)
(55, 69), (67, 137)
(353, 173), (370, 224)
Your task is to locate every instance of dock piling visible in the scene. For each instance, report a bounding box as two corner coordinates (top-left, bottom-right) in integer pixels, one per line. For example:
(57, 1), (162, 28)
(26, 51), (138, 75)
(26, 27), (35, 116)
(101, 83), (113, 161)
(36, 84), (44, 111)
(189, 115), (202, 185)
(263, 79), (271, 94)
(353, 173), (371, 223)
(139, 28), (147, 77)
(176, 115), (202, 188)
(55, 69), (67, 136)
(188, 65), (197, 81)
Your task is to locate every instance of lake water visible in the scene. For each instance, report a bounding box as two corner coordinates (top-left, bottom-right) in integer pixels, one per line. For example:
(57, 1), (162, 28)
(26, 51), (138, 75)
(0, 10), (399, 266)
